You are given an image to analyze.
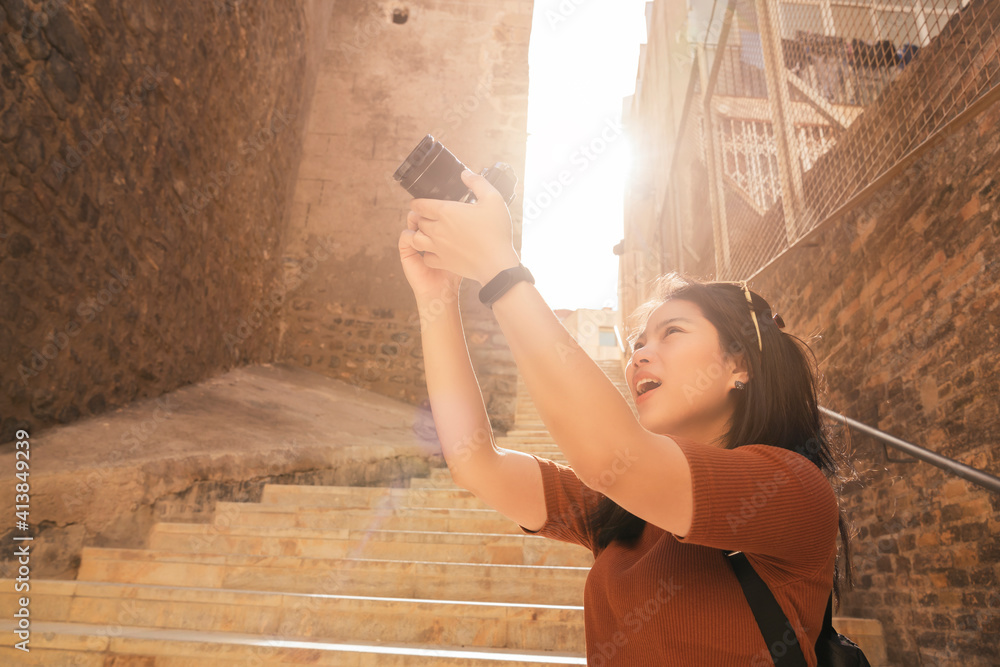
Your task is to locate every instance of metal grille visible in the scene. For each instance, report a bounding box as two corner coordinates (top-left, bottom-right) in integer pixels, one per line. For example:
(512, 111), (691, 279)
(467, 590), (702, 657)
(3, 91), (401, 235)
(670, 0), (1000, 281)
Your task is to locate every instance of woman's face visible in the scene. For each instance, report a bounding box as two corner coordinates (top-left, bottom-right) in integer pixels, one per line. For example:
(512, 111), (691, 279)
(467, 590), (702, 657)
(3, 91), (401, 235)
(625, 298), (747, 445)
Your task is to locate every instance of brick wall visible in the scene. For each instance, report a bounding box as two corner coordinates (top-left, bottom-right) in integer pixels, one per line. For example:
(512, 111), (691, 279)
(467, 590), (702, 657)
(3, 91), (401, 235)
(279, 0), (534, 432)
(740, 8), (1000, 662)
(0, 0), (333, 443)
(752, 98), (1000, 666)
(623, 0), (1000, 663)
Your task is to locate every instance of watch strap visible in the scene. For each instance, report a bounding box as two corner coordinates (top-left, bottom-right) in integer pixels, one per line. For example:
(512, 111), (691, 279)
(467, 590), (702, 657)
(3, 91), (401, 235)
(479, 264), (534, 309)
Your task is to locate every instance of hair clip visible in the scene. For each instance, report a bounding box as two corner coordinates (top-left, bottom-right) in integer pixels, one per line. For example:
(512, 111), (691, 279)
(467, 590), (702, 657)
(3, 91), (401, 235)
(772, 313), (786, 329)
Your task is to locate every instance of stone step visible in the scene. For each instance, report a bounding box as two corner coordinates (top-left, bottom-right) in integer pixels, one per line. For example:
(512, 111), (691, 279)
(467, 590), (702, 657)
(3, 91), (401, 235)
(259, 485), (491, 511)
(505, 456), (568, 466)
(147, 523), (594, 567)
(210, 502), (528, 535)
(497, 438), (558, 447)
(496, 438), (559, 448)
(498, 443), (561, 453)
(0, 580), (584, 653)
(500, 440), (558, 447)
(0, 621), (587, 666)
(429, 467), (455, 481)
(76, 548), (590, 605)
(409, 476), (463, 489)
(502, 458), (569, 468)
(501, 452), (568, 464)
(503, 430), (554, 438)
(832, 618), (889, 666)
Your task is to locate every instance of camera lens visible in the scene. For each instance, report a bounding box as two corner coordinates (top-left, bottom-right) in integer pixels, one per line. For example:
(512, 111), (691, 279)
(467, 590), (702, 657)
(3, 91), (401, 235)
(394, 135), (472, 202)
(393, 135), (438, 185)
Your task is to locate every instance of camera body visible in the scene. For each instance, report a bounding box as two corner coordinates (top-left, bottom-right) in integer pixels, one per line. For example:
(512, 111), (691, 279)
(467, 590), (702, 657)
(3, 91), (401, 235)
(393, 135), (518, 206)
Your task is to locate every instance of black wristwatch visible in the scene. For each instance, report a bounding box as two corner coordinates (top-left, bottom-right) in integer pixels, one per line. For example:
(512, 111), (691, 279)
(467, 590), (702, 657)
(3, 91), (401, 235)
(478, 264), (534, 309)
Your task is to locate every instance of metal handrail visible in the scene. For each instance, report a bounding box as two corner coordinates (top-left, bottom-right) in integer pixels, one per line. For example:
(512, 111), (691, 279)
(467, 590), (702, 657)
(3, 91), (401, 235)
(820, 406), (1000, 495)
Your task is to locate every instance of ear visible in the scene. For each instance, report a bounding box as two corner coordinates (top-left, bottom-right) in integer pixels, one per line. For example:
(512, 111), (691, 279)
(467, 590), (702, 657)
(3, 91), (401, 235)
(728, 351), (749, 387)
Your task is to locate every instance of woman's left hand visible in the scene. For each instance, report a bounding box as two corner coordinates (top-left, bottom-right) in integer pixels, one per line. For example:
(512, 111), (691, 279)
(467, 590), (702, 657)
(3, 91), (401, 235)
(407, 170), (522, 285)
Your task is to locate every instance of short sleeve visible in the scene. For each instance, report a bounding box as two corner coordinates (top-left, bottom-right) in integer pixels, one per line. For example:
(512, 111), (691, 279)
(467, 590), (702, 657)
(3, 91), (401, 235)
(517, 454), (605, 554)
(672, 439), (839, 579)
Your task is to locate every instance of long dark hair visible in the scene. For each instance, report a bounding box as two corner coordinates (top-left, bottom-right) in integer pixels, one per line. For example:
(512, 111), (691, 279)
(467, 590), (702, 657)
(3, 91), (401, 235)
(589, 273), (858, 607)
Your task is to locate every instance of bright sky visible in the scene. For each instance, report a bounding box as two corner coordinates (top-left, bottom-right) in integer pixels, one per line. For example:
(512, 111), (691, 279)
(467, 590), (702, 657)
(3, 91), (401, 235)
(521, 0), (650, 312)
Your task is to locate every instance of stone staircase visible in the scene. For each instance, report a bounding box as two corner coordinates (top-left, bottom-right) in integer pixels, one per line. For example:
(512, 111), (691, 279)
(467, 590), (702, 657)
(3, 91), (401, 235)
(0, 358), (886, 665)
(0, 374), (597, 665)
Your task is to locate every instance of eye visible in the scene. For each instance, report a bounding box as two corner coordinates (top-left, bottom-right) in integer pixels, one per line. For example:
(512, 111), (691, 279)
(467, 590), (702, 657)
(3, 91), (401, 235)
(662, 327), (681, 338)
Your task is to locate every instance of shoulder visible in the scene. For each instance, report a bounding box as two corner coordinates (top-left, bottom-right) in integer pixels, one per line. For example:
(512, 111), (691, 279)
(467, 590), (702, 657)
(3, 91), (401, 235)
(738, 444), (835, 496)
(676, 437), (832, 493)
(671, 438), (839, 566)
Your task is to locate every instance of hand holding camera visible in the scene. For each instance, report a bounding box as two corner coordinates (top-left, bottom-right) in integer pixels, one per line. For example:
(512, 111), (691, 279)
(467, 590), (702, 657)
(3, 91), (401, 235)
(393, 135), (518, 206)
(395, 136), (522, 295)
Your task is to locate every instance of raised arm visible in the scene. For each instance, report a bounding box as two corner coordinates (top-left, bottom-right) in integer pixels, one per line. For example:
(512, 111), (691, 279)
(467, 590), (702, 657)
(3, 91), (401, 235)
(406, 170), (694, 538)
(398, 226), (546, 532)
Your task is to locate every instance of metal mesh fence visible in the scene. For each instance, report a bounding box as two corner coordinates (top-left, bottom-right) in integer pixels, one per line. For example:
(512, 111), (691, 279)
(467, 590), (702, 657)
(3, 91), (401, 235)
(672, 0), (1000, 280)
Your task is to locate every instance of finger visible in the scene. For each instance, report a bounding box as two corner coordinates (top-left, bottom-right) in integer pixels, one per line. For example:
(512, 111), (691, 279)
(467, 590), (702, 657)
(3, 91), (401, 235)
(410, 198), (444, 218)
(411, 229), (435, 253)
(398, 229), (419, 254)
(410, 213), (439, 234)
(406, 211), (420, 231)
(421, 251), (443, 269)
(460, 169), (501, 203)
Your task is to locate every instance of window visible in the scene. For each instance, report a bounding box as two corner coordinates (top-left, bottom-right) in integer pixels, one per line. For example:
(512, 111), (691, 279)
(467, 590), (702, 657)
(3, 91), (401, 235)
(599, 328), (617, 347)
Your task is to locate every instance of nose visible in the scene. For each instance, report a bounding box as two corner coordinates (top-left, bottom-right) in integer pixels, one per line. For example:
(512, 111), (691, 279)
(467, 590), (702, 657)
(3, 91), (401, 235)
(629, 347), (649, 369)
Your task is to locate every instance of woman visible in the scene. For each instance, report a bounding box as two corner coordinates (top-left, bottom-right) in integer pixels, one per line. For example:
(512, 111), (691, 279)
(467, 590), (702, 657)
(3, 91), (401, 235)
(398, 169), (855, 666)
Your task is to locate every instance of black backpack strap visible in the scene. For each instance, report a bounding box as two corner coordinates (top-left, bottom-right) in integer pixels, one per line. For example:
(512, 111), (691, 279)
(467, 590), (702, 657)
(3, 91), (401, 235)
(824, 591), (834, 636)
(726, 551), (809, 667)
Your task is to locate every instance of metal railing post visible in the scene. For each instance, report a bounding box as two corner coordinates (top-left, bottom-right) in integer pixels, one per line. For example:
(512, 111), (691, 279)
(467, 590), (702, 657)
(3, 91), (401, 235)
(754, 0), (806, 241)
(698, 46), (731, 279)
(699, 0), (738, 279)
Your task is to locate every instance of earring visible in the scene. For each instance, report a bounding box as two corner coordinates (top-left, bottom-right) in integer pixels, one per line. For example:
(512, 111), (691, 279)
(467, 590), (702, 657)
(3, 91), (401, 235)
(734, 380), (746, 391)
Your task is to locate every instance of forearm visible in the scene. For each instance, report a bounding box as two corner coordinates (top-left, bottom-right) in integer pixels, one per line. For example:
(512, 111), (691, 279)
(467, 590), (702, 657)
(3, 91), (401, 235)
(491, 281), (641, 481)
(417, 299), (498, 487)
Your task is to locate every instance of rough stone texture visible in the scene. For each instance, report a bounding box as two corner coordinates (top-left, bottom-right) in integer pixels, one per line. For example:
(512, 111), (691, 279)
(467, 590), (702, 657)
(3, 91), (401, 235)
(0, 0), (334, 444)
(751, 99), (1000, 667)
(279, 0), (534, 433)
(0, 362), (442, 579)
(290, 300), (518, 427)
(625, 1), (1000, 664)
(744, 9), (1000, 663)
(695, 0), (1000, 283)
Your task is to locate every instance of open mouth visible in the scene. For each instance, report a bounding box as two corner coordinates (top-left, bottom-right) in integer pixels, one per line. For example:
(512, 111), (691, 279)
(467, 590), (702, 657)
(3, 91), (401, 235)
(636, 378), (662, 398)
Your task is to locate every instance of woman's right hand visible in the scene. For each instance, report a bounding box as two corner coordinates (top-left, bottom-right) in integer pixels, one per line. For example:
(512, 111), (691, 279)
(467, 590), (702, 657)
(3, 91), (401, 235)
(398, 214), (462, 308)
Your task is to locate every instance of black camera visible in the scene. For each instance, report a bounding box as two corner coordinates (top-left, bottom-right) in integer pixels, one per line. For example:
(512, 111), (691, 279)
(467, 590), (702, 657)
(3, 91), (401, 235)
(393, 135), (518, 206)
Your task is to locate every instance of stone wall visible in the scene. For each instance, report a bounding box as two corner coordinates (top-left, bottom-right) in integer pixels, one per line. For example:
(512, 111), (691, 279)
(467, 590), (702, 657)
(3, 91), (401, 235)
(279, 0), (534, 432)
(0, 0), (333, 444)
(742, 7), (1000, 662)
(752, 97), (1000, 667)
(624, 0), (1000, 663)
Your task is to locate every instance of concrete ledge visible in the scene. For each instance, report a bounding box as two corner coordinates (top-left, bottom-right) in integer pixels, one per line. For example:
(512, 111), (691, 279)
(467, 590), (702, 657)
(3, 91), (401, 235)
(0, 363), (443, 579)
